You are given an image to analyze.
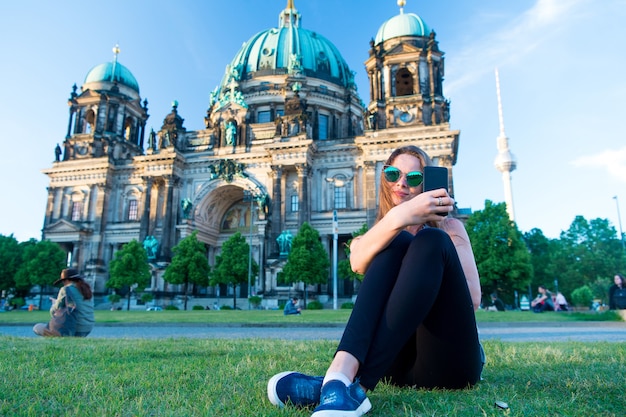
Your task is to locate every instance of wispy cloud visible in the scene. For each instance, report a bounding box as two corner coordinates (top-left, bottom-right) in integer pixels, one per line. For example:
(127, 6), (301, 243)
(445, 0), (590, 95)
(571, 147), (626, 182)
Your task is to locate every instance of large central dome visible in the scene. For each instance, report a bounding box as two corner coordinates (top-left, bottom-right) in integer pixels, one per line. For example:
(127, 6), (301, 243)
(221, 1), (355, 90)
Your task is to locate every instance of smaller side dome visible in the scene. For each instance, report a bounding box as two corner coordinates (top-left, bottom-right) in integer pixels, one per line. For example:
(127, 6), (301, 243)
(84, 61), (140, 93)
(374, 12), (431, 45)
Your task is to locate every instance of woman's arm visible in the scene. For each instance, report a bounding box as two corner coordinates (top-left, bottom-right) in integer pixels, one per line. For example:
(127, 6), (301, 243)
(348, 211), (405, 275)
(49, 287), (67, 316)
(350, 191), (452, 274)
(440, 217), (481, 311)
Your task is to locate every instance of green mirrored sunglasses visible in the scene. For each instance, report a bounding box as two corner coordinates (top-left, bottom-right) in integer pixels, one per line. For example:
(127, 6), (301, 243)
(383, 165), (424, 187)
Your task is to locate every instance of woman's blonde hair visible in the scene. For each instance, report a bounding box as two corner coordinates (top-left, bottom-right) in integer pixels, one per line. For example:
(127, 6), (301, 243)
(376, 145), (433, 223)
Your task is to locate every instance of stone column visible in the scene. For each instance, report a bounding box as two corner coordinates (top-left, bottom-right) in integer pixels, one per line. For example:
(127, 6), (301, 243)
(43, 187), (56, 228)
(364, 161), (377, 225)
(61, 189), (71, 219)
(160, 175), (178, 260)
(139, 177), (153, 241)
(296, 164), (310, 225)
(427, 51), (436, 125)
(383, 65), (391, 100)
(255, 220), (268, 293)
(270, 166), (283, 252)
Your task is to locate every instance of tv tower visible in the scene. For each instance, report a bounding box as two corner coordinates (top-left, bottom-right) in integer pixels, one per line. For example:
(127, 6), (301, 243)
(493, 68), (517, 221)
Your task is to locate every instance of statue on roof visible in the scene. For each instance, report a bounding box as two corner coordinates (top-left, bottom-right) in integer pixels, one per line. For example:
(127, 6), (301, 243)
(147, 129), (157, 151)
(288, 53), (303, 76)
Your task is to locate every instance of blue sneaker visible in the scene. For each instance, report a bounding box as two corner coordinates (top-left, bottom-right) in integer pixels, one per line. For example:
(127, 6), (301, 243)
(267, 371), (323, 408)
(311, 379), (372, 417)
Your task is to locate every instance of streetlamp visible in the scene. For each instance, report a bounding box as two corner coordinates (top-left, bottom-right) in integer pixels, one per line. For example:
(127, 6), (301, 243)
(243, 190), (259, 305)
(613, 196), (625, 250)
(332, 210), (338, 310)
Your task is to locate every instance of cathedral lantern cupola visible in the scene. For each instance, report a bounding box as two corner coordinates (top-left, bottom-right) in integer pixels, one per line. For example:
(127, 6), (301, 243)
(60, 45), (149, 162)
(151, 100), (187, 152)
(365, 0), (449, 130)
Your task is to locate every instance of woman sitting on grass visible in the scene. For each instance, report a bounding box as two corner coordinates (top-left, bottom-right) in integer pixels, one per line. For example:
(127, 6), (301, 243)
(267, 145), (483, 417)
(33, 268), (95, 337)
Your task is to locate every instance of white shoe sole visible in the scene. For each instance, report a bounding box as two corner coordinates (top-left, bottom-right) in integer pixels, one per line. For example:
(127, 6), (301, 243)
(311, 397), (372, 417)
(267, 371), (296, 408)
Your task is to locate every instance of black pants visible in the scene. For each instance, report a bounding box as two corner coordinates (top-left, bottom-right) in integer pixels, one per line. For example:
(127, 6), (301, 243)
(336, 228), (483, 390)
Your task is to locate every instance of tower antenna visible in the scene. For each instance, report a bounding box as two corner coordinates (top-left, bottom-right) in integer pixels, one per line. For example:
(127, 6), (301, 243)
(493, 68), (517, 221)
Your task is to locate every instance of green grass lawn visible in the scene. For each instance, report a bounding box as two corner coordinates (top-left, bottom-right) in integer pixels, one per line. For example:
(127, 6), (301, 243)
(1, 337), (624, 417)
(1, 309), (624, 416)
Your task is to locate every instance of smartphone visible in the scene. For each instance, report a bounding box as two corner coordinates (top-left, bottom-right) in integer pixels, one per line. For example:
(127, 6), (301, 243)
(423, 166), (449, 192)
(423, 166), (449, 216)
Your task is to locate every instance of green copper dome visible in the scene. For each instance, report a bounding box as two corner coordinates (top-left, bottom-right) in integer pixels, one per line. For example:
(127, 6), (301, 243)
(221, 3), (355, 90)
(84, 60), (139, 93)
(374, 12), (431, 45)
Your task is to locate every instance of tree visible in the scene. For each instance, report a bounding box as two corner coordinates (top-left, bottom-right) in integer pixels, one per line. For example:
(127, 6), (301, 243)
(0, 234), (22, 296)
(108, 293), (121, 310)
(552, 216), (625, 301)
(107, 239), (151, 310)
(209, 232), (256, 309)
(465, 200), (532, 307)
(281, 222), (330, 307)
(164, 231), (210, 310)
(14, 240), (66, 309)
(571, 285), (594, 308)
(337, 224), (368, 283)
(523, 228), (559, 299)
(12, 239), (38, 295)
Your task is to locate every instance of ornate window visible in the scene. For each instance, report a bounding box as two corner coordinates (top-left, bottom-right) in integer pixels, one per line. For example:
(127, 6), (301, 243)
(106, 104), (118, 132)
(71, 201), (82, 221)
(395, 67), (414, 97)
(127, 199), (138, 221)
(291, 195), (299, 212)
(333, 183), (347, 209)
(258, 111), (271, 123)
(85, 109), (95, 133)
(318, 114), (329, 140)
(123, 117), (133, 140)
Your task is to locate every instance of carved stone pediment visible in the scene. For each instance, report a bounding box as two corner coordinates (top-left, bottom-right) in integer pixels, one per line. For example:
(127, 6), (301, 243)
(45, 219), (82, 234)
(384, 42), (423, 57)
(43, 219), (91, 242)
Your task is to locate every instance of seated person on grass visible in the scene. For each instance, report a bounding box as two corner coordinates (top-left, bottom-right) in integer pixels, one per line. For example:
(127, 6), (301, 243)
(283, 297), (301, 315)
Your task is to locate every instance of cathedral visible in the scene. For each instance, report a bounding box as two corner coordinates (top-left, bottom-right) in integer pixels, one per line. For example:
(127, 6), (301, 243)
(41, 0), (460, 301)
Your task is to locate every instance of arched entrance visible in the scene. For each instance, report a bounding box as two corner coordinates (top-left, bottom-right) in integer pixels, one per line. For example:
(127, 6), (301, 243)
(185, 178), (269, 298)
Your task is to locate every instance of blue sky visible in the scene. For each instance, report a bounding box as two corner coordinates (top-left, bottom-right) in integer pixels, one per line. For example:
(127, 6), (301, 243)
(1, 0), (624, 242)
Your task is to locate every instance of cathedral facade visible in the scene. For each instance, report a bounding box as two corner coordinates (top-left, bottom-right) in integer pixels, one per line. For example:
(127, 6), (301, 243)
(41, 1), (460, 300)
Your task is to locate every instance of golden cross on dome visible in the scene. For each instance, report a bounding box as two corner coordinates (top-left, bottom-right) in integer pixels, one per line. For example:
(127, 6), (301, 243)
(398, 0), (406, 14)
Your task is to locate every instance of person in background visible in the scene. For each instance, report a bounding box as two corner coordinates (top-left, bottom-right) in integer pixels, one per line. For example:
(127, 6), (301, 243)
(609, 274), (626, 310)
(268, 145), (483, 417)
(283, 297), (302, 315)
(531, 285), (554, 313)
(554, 292), (569, 311)
(33, 268), (95, 337)
(487, 293), (505, 311)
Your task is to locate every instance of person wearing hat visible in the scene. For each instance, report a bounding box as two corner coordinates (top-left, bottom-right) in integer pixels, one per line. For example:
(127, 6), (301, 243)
(33, 268), (95, 337)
